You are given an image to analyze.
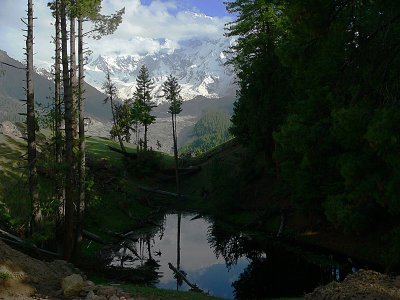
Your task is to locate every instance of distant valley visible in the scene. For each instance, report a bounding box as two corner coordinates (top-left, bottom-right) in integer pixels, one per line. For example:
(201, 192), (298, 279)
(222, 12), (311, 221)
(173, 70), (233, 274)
(0, 37), (236, 153)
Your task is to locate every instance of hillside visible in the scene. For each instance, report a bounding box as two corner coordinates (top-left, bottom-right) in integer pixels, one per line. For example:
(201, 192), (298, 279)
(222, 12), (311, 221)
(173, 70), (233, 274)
(0, 50), (112, 122)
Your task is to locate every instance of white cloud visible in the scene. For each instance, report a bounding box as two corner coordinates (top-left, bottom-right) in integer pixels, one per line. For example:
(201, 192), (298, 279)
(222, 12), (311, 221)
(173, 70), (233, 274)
(0, 0), (231, 65)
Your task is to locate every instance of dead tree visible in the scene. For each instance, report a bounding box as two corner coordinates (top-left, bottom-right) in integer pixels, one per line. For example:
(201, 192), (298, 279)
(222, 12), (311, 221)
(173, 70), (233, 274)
(25, 0), (41, 234)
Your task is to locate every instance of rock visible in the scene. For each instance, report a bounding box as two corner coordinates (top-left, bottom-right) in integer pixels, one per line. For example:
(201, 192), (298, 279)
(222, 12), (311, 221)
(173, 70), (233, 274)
(85, 291), (96, 300)
(0, 121), (23, 138)
(109, 296), (119, 300)
(97, 286), (117, 298)
(86, 280), (95, 286)
(85, 289), (109, 300)
(61, 274), (84, 297)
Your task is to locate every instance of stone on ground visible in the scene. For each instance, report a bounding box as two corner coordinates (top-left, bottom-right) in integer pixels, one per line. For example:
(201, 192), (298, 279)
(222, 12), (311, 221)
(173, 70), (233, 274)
(61, 274), (84, 297)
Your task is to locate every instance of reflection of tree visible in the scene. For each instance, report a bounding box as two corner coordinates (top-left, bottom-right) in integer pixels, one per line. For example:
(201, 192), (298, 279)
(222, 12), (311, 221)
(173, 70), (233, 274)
(233, 252), (327, 299)
(207, 221), (262, 267)
(176, 212), (182, 289)
(208, 220), (353, 299)
(96, 214), (166, 286)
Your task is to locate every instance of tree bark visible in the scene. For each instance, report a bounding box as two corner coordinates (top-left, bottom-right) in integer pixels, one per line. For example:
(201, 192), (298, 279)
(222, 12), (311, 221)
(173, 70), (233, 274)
(61, 0), (75, 261)
(26, 0), (41, 234)
(74, 14), (85, 260)
(53, 0), (64, 238)
(171, 113), (179, 194)
(176, 212), (181, 290)
(70, 2), (78, 139)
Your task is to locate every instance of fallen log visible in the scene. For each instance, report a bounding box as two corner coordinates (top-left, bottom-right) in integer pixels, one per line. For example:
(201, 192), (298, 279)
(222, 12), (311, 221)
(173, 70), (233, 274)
(138, 186), (185, 199)
(0, 229), (60, 257)
(0, 228), (24, 243)
(161, 166), (201, 176)
(168, 263), (204, 293)
(108, 145), (138, 159)
(83, 230), (107, 245)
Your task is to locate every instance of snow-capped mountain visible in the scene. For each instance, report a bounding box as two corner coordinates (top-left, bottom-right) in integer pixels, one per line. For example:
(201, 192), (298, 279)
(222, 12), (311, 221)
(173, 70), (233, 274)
(84, 37), (236, 103)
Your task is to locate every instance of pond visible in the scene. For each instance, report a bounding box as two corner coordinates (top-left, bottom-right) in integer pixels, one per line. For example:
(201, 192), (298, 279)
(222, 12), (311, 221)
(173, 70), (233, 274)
(101, 213), (357, 299)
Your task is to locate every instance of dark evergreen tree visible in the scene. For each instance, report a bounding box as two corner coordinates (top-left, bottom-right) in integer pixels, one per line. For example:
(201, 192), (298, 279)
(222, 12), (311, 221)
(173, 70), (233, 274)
(162, 75), (183, 194)
(133, 65), (156, 151)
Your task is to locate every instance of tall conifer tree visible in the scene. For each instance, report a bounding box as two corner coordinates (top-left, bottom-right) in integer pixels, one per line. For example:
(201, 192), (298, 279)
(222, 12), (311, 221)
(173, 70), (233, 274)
(162, 75), (182, 194)
(133, 65), (155, 151)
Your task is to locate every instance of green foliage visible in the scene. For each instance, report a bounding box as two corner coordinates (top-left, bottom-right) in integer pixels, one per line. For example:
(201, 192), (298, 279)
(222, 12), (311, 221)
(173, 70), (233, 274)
(162, 75), (183, 116)
(210, 157), (241, 210)
(131, 65), (156, 149)
(227, 0), (400, 245)
(0, 272), (12, 281)
(127, 150), (163, 177)
(180, 111), (233, 155)
(111, 101), (132, 142)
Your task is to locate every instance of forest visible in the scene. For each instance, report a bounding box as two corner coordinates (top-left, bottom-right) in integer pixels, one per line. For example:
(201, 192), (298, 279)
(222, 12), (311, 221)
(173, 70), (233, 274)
(226, 0), (400, 259)
(1, 0), (400, 299)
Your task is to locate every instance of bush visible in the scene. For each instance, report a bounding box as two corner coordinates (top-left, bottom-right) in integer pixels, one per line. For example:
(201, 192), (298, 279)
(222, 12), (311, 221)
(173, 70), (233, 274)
(126, 150), (163, 177)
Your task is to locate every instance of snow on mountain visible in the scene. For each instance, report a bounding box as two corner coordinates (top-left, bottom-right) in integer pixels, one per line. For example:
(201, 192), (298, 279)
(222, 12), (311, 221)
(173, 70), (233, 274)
(84, 37), (236, 103)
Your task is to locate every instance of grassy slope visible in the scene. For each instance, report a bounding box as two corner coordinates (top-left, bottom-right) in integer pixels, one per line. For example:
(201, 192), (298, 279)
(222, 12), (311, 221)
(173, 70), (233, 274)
(0, 134), (219, 299)
(0, 134), (30, 225)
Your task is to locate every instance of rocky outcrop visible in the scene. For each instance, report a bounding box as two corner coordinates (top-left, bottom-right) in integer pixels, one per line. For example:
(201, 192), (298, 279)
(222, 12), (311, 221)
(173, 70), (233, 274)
(0, 121), (23, 138)
(0, 240), (137, 299)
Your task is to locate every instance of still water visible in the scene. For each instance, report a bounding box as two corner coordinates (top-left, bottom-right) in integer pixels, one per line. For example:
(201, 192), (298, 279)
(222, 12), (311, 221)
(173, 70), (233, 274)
(103, 213), (355, 299)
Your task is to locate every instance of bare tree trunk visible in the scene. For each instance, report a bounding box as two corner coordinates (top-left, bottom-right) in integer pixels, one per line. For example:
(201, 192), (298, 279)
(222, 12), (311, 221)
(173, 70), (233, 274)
(74, 14), (86, 259)
(171, 113), (179, 194)
(70, 2), (78, 139)
(61, 0), (75, 261)
(175, 212), (181, 290)
(54, 0), (62, 194)
(26, 0), (41, 234)
(144, 124), (148, 151)
(53, 0), (65, 253)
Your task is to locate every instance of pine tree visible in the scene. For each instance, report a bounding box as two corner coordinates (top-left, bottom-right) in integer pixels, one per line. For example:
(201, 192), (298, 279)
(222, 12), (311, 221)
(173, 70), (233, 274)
(133, 65), (156, 151)
(74, 0), (123, 258)
(162, 75), (182, 194)
(103, 69), (126, 153)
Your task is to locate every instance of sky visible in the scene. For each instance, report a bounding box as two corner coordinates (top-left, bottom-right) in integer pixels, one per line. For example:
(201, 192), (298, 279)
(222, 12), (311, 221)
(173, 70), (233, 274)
(0, 0), (232, 67)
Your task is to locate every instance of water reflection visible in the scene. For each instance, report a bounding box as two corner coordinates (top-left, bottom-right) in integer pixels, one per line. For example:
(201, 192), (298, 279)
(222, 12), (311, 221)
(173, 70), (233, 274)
(101, 214), (246, 298)
(100, 213), (355, 299)
(208, 220), (356, 299)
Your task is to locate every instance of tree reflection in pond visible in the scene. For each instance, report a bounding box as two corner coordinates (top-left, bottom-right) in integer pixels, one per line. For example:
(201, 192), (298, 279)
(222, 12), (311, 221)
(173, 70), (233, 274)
(97, 214), (356, 299)
(208, 220), (356, 299)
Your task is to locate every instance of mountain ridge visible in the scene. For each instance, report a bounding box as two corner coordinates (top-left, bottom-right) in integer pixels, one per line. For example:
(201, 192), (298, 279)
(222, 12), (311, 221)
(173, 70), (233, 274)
(84, 37), (237, 103)
(0, 49), (112, 122)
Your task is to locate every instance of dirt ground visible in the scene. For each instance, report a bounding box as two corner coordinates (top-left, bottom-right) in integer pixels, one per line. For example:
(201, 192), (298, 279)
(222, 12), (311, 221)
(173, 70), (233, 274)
(306, 269), (400, 299)
(0, 240), (78, 299)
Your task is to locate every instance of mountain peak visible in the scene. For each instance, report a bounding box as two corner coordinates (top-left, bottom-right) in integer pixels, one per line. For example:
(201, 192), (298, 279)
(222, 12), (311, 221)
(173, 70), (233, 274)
(84, 36), (236, 103)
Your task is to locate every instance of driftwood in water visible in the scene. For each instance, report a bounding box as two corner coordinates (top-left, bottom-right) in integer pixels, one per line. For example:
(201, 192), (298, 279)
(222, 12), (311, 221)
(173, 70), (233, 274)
(168, 262), (204, 293)
(138, 186), (185, 199)
(108, 145), (138, 159)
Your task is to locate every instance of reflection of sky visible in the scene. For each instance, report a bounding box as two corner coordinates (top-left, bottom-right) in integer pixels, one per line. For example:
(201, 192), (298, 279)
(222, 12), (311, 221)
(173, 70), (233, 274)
(156, 214), (248, 299)
(111, 214), (248, 299)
